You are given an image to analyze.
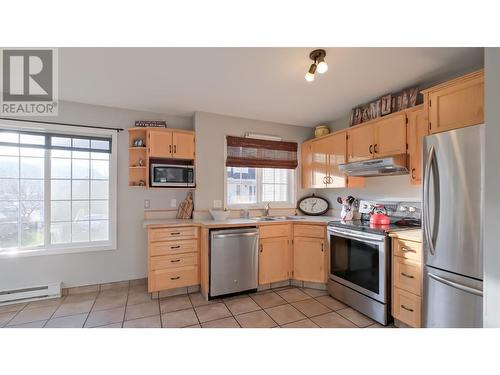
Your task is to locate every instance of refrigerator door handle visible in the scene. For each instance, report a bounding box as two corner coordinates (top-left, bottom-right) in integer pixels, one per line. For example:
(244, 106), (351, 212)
(423, 145), (436, 255)
(428, 273), (483, 297)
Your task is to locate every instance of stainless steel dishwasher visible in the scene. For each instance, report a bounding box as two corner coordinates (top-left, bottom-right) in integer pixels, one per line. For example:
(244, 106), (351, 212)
(210, 227), (259, 298)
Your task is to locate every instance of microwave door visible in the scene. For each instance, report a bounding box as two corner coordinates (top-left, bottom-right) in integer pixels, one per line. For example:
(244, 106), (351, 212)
(153, 166), (189, 187)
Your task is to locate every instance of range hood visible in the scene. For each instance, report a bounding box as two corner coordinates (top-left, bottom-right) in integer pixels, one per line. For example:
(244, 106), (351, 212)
(339, 154), (408, 177)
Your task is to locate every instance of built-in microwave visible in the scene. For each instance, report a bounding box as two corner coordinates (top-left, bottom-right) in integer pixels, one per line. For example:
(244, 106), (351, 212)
(150, 163), (195, 187)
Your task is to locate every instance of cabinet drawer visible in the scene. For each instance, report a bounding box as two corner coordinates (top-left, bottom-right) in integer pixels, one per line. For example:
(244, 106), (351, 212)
(149, 266), (199, 292)
(149, 226), (198, 242)
(150, 239), (198, 256)
(393, 257), (422, 296)
(259, 224), (290, 239)
(393, 238), (422, 262)
(293, 224), (325, 238)
(392, 287), (421, 328)
(150, 253), (198, 270)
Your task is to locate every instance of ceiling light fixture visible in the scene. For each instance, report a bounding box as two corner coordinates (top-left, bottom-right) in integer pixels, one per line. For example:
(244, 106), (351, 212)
(305, 49), (328, 82)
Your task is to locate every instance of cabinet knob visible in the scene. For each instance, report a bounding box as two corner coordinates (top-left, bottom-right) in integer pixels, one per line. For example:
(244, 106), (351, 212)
(369, 145), (373, 154)
(173, 145), (177, 153)
(374, 144), (378, 153)
(411, 168), (416, 179)
(169, 145), (172, 153)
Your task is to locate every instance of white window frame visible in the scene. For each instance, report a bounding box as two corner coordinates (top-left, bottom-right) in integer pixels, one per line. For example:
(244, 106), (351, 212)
(224, 166), (296, 209)
(0, 119), (117, 258)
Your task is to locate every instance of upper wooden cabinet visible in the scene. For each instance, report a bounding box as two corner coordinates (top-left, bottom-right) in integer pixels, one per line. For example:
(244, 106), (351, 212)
(347, 124), (374, 162)
(347, 112), (407, 162)
(422, 69), (484, 134)
(301, 141), (313, 189)
(149, 129), (173, 158)
(407, 105), (428, 185)
(303, 131), (364, 189)
(373, 112), (407, 157)
(148, 129), (195, 160)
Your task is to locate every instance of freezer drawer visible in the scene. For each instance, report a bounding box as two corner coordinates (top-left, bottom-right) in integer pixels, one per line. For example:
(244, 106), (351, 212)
(423, 266), (483, 328)
(210, 228), (259, 298)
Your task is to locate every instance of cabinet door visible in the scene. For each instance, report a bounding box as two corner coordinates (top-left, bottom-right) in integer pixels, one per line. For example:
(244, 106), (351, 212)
(310, 138), (328, 188)
(172, 131), (195, 160)
(293, 236), (326, 283)
(301, 141), (313, 189)
(149, 130), (173, 158)
(429, 72), (484, 134)
(347, 124), (374, 162)
(326, 132), (347, 188)
(407, 107), (428, 184)
(373, 113), (407, 157)
(259, 237), (290, 285)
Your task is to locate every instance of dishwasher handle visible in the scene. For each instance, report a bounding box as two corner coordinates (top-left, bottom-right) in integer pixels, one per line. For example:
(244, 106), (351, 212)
(212, 232), (258, 239)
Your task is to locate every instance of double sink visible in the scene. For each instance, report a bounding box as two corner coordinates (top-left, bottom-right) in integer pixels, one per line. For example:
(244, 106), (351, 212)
(254, 216), (306, 222)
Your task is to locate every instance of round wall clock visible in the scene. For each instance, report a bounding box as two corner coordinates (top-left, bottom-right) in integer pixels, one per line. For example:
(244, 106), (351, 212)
(297, 194), (329, 216)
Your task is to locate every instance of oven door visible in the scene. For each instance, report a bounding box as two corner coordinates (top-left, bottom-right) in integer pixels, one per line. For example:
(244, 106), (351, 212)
(328, 227), (388, 303)
(151, 164), (195, 187)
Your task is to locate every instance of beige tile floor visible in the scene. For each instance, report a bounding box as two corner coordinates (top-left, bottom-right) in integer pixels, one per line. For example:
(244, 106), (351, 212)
(0, 283), (387, 328)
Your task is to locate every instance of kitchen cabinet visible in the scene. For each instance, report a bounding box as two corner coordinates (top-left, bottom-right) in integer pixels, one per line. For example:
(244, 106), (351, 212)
(293, 224), (327, 283)
(422, 69), (484, 135)
(407, 105), (428, 184)
(172, 131), (196, 159)
(390, 232), (422, 328)
(259, 236), (290, 285)
(301, 140), (313, 189)
(148, 129), (195, 160)
(148, 129), (173, 158)
(306, 131), (364, 189)
(347, 123), (374, 162)
(147, 225), (200, 293)
(347, 112), (406, 162)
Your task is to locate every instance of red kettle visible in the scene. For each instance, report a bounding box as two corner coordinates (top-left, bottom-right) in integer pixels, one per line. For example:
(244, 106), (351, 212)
(370, 205), (390, 225)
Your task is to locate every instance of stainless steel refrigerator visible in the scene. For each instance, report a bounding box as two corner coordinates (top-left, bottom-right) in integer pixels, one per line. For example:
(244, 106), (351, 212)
(423, 124), (484, 328)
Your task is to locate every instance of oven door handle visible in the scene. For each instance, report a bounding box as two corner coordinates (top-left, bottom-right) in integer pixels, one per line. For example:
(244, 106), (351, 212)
(328, 229), (385, 243)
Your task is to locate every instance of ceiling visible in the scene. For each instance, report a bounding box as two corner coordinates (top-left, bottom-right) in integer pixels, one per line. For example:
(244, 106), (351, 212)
(58, 48), (484, 127)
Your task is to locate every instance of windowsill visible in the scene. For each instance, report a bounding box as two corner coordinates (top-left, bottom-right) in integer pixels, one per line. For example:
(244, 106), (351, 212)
(0, 243), (116, 259)
(226, 204), (296, 210)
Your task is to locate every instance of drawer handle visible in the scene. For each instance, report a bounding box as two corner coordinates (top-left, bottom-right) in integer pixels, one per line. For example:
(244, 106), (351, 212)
(170, 259), (181, 263)
(401, 247), (416, 253)
(401, 272), (415, 279)
(401, 304), (414, 312)
(170, 276), (181, 280)
(170, 245), (181, 249)
(170, 232), (181, 235)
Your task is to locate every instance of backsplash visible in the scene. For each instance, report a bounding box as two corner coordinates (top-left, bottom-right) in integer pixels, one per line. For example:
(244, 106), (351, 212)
(314, 175), (422, 217)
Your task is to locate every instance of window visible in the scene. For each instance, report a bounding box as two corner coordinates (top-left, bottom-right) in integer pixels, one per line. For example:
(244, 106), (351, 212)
(226, 167), (294, 207)
(0, 126), (116, 256)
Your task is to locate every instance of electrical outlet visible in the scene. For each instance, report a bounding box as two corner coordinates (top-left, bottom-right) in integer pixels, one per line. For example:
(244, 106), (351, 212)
(170, 199), (177, 208)
(213, 200), (222, 209)
(144, 200), (150, 209)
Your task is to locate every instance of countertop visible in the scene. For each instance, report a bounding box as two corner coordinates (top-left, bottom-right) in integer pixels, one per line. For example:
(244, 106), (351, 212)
(388, 229), (422, 242)
(143, 215), (339, 229)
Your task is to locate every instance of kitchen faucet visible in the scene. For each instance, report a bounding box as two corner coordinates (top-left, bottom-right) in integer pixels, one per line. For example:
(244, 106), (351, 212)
(264, 203), (271, 217)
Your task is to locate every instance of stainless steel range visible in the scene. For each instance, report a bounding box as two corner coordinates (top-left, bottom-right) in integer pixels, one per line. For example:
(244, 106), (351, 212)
(327, 200), (421, 325)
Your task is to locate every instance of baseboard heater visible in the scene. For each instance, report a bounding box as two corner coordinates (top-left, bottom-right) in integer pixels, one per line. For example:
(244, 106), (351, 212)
(0, 283), (61, 306)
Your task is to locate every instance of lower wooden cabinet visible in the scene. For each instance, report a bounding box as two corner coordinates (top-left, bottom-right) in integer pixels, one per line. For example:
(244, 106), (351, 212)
(391, 234), (423, 328)
(147, 225), (200, 293)
(293, 236), (326, 283)
(258, 236), (290, 285)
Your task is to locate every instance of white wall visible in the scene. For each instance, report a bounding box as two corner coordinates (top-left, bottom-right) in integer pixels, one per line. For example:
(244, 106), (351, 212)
(0, 101), (193, 289)
(484, 48), (500, 327)
(194, 111), (314, 210)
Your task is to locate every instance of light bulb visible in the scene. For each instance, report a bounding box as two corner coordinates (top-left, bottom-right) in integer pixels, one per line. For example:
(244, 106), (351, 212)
(305, 63), (316, 82)
(317, 60), (328, 74)
(305, 71), (315, 82)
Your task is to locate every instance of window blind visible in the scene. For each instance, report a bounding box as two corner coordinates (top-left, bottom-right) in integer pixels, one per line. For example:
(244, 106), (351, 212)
(226, 136), (298, 169)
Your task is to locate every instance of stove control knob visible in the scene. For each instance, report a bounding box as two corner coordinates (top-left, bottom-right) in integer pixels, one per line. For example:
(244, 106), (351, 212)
(400, 206), (408, 212)
(408, 206), (416, 213)
(362, 204), (368, 209)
